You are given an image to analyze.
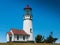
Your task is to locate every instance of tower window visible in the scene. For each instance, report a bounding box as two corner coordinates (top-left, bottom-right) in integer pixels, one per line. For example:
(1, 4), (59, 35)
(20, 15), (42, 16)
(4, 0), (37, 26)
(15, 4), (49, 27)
(30, 28), (32, 33)
(17, 35), (19, 40)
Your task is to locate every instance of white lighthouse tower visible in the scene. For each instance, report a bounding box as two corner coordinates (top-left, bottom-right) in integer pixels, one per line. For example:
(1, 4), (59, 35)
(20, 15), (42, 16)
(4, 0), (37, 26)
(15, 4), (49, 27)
(23, 5), (34, 42)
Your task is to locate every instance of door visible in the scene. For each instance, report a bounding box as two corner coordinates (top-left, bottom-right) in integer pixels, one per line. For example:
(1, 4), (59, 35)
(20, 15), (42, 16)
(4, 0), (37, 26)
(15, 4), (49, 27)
(9, 37), (12, 42)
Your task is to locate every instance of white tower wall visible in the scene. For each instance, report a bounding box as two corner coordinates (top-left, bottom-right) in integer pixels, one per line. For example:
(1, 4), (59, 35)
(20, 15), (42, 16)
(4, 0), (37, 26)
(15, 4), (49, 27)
(23, 19), (33, 41)
(23, 15), (34, 41)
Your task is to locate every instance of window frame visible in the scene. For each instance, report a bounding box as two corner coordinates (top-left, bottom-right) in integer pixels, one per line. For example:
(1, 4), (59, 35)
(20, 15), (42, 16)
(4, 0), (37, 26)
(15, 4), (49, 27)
(23, 36), (25, 40)
(30, 28), (32, 33)
(17, 35), (19, 40)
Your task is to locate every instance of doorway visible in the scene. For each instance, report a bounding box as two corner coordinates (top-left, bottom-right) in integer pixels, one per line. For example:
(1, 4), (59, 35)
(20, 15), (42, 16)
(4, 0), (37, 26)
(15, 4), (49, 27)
(9, 37), (12, 42)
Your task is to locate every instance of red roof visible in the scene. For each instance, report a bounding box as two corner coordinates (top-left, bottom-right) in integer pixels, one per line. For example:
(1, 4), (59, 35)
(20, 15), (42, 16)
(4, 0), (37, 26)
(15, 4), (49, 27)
(8, 32), (12, 35)
(24, 5), (32, 10)
(8, 28), (29, 36)
(26, 5), (30, 8)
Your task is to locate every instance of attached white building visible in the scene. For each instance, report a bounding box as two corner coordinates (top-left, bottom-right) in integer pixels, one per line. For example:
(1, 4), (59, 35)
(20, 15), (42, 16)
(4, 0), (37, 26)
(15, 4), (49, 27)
(7, 5), (34, 42)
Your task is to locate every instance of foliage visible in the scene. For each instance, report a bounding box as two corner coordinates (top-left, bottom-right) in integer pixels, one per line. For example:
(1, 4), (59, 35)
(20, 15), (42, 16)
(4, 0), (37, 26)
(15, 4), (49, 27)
(35, 34), (44, 43)
(43, 32), (58, 43)
(43, 35), (57, 43)
(35, 32), (58, 43)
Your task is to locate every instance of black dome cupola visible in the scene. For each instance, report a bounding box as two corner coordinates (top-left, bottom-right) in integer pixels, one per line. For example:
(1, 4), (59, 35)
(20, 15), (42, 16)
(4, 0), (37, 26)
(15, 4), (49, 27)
(24, 5), (32, 15)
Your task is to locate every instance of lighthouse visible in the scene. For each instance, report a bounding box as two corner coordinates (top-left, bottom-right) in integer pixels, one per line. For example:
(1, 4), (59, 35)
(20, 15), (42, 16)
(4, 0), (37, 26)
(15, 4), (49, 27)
(7, 5), (34, 43)
(23, 5), (34, 41)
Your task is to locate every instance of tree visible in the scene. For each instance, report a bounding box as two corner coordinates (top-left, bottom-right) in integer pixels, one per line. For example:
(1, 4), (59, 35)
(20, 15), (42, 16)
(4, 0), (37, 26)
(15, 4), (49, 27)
(43, 32), (58, 43)
(52, 37), (57, 43)
(35, 34), (44, 43)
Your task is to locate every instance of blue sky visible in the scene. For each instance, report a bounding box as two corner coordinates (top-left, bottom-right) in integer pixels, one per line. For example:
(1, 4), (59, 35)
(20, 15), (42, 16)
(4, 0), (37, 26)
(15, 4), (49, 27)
(0, 0), (60, 43)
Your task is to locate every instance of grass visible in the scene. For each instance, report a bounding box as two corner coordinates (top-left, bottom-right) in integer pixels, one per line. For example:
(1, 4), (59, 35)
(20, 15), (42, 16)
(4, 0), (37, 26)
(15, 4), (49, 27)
(0, 43), (60, 45)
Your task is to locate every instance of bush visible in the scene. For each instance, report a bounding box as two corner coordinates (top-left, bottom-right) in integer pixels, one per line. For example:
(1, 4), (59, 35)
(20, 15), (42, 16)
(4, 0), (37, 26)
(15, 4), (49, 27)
(35, 32), (58, 43)
(35, 34), (44, 43)
(43, 32), (58, 43)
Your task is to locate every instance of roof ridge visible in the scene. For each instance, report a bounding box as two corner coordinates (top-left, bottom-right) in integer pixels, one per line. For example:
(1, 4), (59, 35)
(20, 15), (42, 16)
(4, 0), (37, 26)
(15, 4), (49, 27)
(10, 28), (23, 31)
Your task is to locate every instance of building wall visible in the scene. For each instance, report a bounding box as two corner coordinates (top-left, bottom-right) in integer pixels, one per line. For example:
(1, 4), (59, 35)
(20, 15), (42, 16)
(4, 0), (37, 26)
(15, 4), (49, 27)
(7, 34), (12, 42)
(6, 34), (9, 42)
(7, 34), (29, 42)
(23, 16), (34, 41)
(10, 30), (14, 41)
(14, 35), (29, 41)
